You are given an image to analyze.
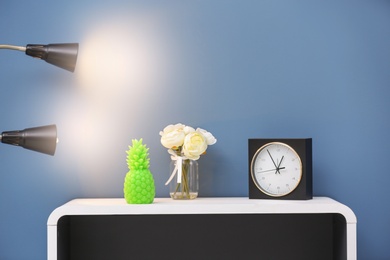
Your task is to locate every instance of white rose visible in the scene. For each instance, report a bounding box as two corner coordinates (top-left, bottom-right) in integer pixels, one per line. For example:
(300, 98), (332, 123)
(196, 128), (217, 145)
(183, 125), (195, 135)
(160, 123), (186, 149)
(182, 131), (208, 160)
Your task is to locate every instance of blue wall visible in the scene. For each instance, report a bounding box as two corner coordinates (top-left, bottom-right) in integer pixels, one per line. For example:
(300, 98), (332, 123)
(1, 0), (389, 259)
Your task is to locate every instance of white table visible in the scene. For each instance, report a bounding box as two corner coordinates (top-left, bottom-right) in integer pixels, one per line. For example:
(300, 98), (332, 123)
(48, 197), (356, 260)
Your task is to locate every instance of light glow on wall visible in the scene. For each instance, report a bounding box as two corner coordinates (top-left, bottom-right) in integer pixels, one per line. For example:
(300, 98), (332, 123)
(76, 15), (169, 97)
(57, 12), (174, 191)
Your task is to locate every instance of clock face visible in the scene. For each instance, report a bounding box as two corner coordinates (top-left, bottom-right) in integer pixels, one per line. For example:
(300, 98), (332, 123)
(251, 142), (302, 197)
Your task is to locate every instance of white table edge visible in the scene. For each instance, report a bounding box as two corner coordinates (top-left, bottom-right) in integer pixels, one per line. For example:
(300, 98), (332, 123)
(47, 196), (357, 225)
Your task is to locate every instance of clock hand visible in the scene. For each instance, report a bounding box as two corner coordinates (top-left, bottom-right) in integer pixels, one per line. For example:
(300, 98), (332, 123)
(267, 150), (279, 173)
(268, 149), (284, 174)
(276, 156), (285, 174)
(257, 167), (286, 174)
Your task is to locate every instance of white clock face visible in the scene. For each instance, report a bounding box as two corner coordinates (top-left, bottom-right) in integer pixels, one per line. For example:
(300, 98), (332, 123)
(251, 142), (302, 197)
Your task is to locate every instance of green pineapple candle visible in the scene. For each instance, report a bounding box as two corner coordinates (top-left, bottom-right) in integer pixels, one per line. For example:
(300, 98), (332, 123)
(124, 139), (155, 204)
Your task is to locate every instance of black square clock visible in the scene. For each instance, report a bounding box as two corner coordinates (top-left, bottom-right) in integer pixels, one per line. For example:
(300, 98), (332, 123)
(248, 138), (312, 200)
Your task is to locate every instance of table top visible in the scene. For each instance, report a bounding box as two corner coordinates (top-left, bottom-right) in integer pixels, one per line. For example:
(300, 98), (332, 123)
(48, 197), (356, 226)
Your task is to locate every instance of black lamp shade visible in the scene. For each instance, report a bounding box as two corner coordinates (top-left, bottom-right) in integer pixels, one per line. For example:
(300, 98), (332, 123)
(1, 125), (57, 156)
(26, 43), (78, 72)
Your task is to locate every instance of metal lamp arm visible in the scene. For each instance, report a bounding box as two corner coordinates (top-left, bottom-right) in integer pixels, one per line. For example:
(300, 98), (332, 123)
(0, 44), (26, 52)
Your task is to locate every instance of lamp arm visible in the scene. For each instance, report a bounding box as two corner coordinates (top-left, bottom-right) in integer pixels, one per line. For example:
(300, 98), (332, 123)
(1, 43), (78, 72)
(0, 44), (26, 52)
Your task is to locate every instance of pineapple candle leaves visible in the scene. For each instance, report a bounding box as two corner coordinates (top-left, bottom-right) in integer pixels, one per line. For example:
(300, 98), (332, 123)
(124, 139), (155, 204)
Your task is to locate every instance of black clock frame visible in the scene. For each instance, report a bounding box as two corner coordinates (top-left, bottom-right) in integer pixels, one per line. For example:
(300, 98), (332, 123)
(248, 138), (313, 200)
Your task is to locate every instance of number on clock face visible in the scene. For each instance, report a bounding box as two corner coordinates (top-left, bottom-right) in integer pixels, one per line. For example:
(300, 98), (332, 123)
(251, 142), (302, 197)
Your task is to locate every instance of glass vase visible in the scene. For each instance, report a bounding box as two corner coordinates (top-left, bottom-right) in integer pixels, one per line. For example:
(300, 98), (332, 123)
(169, 159), (198, 199)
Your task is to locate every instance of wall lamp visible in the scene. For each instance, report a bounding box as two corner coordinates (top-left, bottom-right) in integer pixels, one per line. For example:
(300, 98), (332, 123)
(0, 43), (79, 72)
(0, 125), (57, 156)
(1, 43), (78, 156)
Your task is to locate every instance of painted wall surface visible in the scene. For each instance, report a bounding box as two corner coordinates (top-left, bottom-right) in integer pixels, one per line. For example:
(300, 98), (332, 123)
(1, 1), (389, 259)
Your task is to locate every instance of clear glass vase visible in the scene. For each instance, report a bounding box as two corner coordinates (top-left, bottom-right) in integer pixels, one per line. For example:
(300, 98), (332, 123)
(169, 159), (199, 199)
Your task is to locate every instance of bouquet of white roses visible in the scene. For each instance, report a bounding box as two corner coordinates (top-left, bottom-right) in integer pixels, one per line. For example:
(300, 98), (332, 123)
(160, 123), (217, 160)
(160, 123), (217, 199)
